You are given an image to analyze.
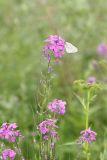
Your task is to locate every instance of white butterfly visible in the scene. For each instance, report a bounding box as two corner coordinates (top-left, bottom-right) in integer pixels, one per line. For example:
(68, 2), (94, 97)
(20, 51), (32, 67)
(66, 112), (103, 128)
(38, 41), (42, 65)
(65, 42), (78, 53)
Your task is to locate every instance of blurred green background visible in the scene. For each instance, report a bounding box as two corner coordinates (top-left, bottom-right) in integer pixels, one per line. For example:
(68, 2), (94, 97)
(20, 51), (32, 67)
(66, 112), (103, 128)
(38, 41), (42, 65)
(0, 0), (107, 159)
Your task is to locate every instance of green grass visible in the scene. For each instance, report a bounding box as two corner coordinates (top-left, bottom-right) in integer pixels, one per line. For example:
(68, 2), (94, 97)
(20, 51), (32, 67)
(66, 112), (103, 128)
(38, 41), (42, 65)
(0, 0), (107, 159)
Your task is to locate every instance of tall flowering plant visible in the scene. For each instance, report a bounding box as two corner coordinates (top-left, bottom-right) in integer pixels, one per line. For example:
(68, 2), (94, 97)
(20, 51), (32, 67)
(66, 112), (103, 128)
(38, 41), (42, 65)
(74, 78), (102, 160)
(35, 35), (78, 160)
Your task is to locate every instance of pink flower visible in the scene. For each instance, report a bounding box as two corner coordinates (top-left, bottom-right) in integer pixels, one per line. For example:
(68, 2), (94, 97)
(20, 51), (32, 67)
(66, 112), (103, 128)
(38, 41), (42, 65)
(97, 43), (107, 56)
(37, 119), (58, 140)
(2, 149), (16, 160)
(8, 123), (17, 129)
(43, 135), (49, 140)
(78, 128), (97, 144)
(91, 60), (98, 70)
(0, 122), (22, 142)
(48, 99), (66, 114)
(43, 35), (65, 61)
(86, 76), (96, 84)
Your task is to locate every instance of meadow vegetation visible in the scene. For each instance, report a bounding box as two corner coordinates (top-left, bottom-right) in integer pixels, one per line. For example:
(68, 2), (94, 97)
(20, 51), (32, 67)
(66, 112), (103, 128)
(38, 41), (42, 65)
(0, 0), (107, 159)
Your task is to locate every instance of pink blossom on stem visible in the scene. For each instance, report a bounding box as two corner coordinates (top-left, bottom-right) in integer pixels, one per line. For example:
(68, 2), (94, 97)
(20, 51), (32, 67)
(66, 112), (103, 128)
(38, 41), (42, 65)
(86, 76), (96, 84)
(37, 119), (58, 140)
(97, 43), (107, 56)
(43, 35), (65, 61)
(2, 149), (16, 160)
(0, 122), (23, 142)
(78, 128), (97, 144)
(48, 99), (66, 115)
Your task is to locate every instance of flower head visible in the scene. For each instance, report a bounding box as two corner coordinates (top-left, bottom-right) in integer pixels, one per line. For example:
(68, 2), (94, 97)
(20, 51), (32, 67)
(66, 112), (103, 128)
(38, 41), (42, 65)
(86, 76), (96, 84)
(0, 122), (22, 142)
(2, 149), (16, 160)
(43, 35), (65, 61)
(91, 60), (98, 70)
(78, 128), (97, 144)
(48, 99), (66, 115)
(97, 43), (107, 56)
(37, 119), (58, 140)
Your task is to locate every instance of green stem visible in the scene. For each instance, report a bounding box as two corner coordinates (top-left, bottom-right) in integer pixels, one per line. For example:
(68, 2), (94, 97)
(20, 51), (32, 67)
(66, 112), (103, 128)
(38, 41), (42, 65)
(15, 141), (22, 160)
(85, 90), (90, 129)
(85, 90), (90, 160)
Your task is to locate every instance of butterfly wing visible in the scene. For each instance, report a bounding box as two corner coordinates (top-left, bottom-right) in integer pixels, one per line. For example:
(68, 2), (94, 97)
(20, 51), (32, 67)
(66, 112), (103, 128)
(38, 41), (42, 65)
(65, 42), (78, 53)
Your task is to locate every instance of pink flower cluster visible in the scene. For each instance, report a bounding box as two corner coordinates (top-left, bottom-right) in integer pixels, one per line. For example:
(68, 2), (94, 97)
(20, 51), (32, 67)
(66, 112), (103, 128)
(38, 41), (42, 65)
(86, 76), (96, 84)
(37, 119), (58, 140)
(2, 149), (16, 160)
(43, 35), (65, 61)
(79, 128), (97, 144)
(48, 99), (66, 115)
(0, 123), (23, 159)
(97, 43), (107, 56)
(38, 99), (66, 142)
(0, 122), (22, 142)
